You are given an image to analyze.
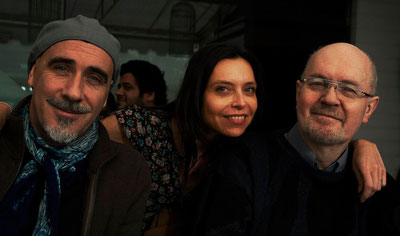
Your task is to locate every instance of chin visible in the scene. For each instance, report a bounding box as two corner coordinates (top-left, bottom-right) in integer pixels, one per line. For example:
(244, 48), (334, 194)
(223, 129), (246, 138)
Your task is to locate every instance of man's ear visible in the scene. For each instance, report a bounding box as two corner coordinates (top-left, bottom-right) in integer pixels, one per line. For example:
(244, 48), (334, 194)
(296, 80), (302, 105)
(362, 96), (379, 123)
(143, 91), (155, 107)
(28, 65), (36, 87)
(103, 97), (108, 109)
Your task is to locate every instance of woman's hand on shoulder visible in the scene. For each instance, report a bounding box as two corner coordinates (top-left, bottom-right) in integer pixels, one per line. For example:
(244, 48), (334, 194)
(351, 139), (386, 203)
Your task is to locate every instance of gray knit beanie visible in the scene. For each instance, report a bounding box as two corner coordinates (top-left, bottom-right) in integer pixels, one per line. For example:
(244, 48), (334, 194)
(28, 15), (120, 82)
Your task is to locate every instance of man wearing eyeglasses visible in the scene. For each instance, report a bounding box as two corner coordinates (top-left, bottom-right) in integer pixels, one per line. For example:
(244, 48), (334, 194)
(190, 43), (400, 236)
(294, 43), (379, 173)
(264, 43), (399, 235)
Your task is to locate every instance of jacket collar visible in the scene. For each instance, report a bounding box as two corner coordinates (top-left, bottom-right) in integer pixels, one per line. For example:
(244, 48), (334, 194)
(86, 123), (118, 174)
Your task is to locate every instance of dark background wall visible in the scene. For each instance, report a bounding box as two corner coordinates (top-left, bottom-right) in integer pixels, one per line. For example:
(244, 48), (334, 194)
(239, 0), (353, 131)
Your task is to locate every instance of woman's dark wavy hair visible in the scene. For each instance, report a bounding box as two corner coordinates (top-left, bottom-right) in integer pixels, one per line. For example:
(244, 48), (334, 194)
(173, 43), (265, 181)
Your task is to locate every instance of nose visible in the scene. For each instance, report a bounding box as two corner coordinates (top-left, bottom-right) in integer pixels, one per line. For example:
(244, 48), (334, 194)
(116, 87), (122, 96)
(231, 91), (246, 109)
(320, 85), (340, 105)
(62, 75), (84, 102)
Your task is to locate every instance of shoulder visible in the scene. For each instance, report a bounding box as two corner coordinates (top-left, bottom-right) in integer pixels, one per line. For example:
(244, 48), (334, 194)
(94, 124), (151, 184)
(105, 141), (150, 182)
(115, 104), (169, 127)
(88, 134), (151, 236)
(114, 105), (172, 144)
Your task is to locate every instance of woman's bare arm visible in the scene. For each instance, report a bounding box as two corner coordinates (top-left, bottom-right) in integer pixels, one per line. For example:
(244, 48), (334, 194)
(101, 114), (132, 146)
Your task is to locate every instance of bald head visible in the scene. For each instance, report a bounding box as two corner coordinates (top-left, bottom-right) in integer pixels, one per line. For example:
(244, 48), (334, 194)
(303, 43), (377, 95)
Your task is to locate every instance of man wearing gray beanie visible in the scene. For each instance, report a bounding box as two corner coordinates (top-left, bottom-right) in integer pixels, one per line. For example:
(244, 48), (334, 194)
(0, 15), (151, 236)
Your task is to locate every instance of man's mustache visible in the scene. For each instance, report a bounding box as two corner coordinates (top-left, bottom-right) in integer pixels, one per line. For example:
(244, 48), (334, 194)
(46, 97), (92, 114)
(310, 104), (345, 122)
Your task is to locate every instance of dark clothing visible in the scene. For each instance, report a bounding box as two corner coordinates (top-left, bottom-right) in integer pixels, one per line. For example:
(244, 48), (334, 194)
(0, 97), (151, 236)
(191, 131), (400, 236)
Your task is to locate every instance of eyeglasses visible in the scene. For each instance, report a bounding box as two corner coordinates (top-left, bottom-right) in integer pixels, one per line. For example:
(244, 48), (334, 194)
(300, 77), (374, 99)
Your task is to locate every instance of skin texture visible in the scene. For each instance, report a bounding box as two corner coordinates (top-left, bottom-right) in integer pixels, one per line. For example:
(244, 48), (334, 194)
(296, 43), (381, 201)
(202, 58), (258, 138)
(116, 73), (155, 108)
(28, 40), (113, 146)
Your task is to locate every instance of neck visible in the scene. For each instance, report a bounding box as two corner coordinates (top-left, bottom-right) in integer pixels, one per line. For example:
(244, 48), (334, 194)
(300, 133), (349, 170)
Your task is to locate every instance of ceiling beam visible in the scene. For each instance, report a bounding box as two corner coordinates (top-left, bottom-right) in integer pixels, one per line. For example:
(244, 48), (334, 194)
(95, 0), (122, 21)
(149, 0), (171, 30)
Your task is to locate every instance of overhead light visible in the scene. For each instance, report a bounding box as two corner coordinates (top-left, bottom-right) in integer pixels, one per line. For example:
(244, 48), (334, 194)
(29, 87), (33, 92)
(21, 86), (26, 91)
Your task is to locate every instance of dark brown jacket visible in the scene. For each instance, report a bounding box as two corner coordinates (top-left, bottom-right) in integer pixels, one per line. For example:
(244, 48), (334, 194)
(0, 97), (151, 236)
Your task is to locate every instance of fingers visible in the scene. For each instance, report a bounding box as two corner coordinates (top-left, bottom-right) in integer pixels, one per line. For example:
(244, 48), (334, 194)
(380, 167), (387, 187)
(372, 165), (381, 192)
(351, 139), (387, 202)
(354, 165), (363, 193)
(359, 165), (387, 203)
(360, 169), (374, 203)
(373, 143), (386, 187)
(376, 151), (386, 187)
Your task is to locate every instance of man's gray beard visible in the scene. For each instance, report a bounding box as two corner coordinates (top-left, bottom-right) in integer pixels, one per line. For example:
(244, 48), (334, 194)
(302, 121), (346, 145)
(43, 96), (92, 144)
(43, 117), (78, 144)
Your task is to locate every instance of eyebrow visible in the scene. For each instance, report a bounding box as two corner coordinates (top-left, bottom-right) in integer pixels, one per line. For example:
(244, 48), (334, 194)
(120, 82), (134, 87)
(211, 80), (257, 86)
(47, 57), (75, 67)
(47, 57), (109, 84)
(308, 73), (360, 87)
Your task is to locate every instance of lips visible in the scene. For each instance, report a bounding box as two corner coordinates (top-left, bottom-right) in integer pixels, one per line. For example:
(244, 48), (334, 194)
(224, 114), (248, 125)
(56, 107), (81, 115)
(311, 111), (345, 124)
(54, 108), (81, 120)
(310, 105), (344, 122)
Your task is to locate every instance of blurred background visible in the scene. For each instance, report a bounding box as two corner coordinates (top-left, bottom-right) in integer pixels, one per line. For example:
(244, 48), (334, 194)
(0, 0), (399, 177)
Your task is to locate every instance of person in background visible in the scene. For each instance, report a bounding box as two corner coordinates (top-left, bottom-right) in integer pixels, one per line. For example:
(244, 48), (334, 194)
(116, 59), (167, 108)
(102, 44), (387, 235)
(0, 15), (150, 236)
(192, 43), (399, 235)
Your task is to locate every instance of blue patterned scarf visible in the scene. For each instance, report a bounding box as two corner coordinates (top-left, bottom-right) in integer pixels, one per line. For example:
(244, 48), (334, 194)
(0, 104), (98, 236)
